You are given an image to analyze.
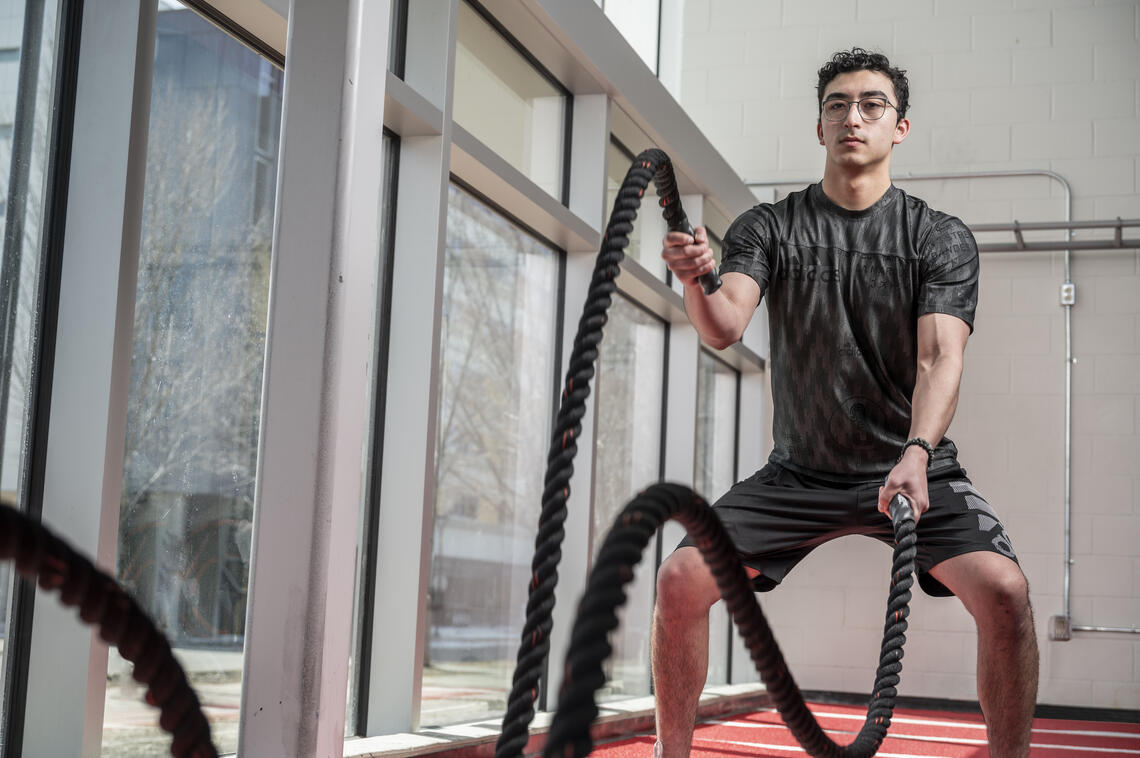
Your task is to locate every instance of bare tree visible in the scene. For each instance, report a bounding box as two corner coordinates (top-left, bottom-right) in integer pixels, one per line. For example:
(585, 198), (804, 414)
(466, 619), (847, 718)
(116, 80), (273, 643)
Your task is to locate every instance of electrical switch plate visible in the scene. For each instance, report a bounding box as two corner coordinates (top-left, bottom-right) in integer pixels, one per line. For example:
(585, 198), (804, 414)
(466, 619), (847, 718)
(1060, 283), (1076, 306)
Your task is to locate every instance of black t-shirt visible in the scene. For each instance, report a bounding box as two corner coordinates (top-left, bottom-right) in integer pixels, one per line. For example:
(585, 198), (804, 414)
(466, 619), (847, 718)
(721, 183), (979, 481)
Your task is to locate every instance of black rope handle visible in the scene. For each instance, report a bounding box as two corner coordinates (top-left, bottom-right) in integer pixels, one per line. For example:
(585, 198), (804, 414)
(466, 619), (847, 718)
(0, 504), (219, 758)
(494, 149), (718, 758)
(544, 483), (917, 758)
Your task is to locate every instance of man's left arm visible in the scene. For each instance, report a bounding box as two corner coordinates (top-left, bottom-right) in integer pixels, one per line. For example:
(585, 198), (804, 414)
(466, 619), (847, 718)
(877, 312), (971, 522)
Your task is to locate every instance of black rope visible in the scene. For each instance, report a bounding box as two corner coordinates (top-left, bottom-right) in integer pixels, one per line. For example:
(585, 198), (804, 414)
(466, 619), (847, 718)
(499, 147), (916, 758)
(0, 503), (219, 758)
(545, 483), (916, 758)
(494, 149), (717, 758)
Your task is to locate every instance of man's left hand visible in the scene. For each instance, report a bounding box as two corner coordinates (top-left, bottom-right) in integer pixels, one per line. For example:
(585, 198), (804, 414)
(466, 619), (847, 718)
(878, 445), (930, 522)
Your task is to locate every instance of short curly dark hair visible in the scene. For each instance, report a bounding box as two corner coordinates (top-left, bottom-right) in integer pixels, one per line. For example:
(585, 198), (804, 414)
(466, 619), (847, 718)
(816, 47), (909, 120)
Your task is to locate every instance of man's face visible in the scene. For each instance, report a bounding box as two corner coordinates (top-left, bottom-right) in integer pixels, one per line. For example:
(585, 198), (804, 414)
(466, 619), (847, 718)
(816, 69), (909, 170)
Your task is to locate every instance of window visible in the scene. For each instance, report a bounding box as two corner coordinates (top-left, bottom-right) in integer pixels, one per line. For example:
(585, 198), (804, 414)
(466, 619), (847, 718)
(0, 0), (63, 740)
(707, 231), (724, 273)
(694, 349), (739, 685)
(101, 4), (283, 754)
(453, 1), (568, 201)
(597, 0), (660, 74)
(695, 350), (738, 503)
(422, 183), (561, 726)
(606, 137), (667, 280)
(591, 294), (666, 700)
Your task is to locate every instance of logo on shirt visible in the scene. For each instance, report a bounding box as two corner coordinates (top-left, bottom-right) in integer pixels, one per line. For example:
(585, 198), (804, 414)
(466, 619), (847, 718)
(829, 396), (886, 452)
(785, 257), (839, 283)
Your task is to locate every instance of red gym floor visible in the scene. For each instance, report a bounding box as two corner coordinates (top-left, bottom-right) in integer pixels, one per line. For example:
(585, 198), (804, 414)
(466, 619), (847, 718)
(591, 701), (1140, 756)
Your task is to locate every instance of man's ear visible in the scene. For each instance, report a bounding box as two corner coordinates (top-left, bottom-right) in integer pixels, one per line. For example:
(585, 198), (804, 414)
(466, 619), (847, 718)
(817, 120), (825, 146)
(893, 117), (910, 145)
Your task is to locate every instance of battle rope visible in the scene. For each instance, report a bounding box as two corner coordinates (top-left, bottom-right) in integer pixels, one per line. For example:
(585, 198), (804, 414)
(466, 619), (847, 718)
(494, 149), (718, 758)
(0, 503), (218, 758)
(498, 148), (917, 758)
(545, 483), (916, 758)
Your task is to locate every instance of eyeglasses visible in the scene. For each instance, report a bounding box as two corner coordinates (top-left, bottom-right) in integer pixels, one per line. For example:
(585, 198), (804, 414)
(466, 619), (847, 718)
(821, 97), (896, 122)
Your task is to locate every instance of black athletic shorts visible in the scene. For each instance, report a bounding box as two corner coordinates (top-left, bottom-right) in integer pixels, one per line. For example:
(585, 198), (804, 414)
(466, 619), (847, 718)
(677, 461), (1019, 597)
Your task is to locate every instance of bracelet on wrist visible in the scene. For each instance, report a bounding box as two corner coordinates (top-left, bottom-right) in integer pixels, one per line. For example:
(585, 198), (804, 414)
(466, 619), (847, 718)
(898, 437), (934, 468)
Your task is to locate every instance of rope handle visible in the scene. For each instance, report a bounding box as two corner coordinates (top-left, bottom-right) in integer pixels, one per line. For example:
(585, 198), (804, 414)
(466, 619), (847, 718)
(651, 159), (721, 295)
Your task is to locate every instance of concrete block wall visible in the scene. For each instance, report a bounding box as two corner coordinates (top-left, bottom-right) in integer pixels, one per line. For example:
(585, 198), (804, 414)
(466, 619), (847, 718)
(678, 0), (1140, 710)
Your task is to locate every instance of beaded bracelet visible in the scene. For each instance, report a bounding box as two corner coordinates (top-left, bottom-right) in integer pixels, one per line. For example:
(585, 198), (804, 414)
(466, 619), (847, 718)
(898, 437), (934, 468)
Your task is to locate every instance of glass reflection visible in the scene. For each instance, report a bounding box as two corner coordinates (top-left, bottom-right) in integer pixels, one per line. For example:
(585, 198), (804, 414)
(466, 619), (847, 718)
(0, 0), (62, 741)
(423, 183), (559, 726)
(102, 4), (282, 755)
(695, 349), (738, 686)
(592, 294), (665, 700)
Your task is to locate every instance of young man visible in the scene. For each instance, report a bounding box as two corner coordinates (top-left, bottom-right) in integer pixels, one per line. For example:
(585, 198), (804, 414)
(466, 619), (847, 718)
(654, 48), (1038, 758)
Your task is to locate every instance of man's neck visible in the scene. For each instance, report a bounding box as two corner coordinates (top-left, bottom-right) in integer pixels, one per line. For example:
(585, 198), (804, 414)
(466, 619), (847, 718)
(820, 168), (892, 211)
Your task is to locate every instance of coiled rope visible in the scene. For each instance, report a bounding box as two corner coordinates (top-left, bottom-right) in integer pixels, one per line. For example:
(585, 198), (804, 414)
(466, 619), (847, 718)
(497, 149), (916, 758)
(495, 148), (716, 758)
(545, 484), (916, 758)
(0, 503), (218, 758)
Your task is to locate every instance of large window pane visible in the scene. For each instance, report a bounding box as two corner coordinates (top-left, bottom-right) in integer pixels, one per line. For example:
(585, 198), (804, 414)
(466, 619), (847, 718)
(694, 350), (739, 686)
(0, 0), (62, 741)
(422, 184), (560, 727)
(101, 4), (283, 755)
(591, 294), (665, 701)
(453, 1), (566, 200)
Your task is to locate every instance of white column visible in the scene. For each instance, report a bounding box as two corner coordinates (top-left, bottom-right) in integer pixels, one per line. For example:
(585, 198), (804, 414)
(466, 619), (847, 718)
(21, 2), (154, 756)
(238, 0), (390, 754)
(364, 0), (458, 735)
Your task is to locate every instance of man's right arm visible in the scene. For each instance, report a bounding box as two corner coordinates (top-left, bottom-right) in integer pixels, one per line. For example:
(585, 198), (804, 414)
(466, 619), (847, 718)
(662, 226), (762, 349)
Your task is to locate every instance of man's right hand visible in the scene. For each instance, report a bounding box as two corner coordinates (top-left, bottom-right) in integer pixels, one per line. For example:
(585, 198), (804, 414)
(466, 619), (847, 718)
(662, 226), (715, 289)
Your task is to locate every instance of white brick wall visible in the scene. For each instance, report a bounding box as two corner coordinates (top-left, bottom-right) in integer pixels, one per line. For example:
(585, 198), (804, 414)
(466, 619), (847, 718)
(682, 0), (1140, 712)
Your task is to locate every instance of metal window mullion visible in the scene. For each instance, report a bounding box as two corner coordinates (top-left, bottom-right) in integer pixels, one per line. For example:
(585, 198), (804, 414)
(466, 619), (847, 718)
(351, 128), (401, 736)
(17, 1), (156, 756)
(237, 0), (390, 753)
(362, 0), (457, 736)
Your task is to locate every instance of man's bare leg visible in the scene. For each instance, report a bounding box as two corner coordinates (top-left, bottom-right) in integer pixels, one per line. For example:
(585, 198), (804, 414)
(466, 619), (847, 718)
(930, 551), (1038, 758)
(652, 547), (758, 758)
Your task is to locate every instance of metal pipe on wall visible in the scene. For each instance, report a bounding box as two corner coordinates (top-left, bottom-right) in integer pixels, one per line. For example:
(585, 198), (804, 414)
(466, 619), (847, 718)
(746, 169), (1140, 638)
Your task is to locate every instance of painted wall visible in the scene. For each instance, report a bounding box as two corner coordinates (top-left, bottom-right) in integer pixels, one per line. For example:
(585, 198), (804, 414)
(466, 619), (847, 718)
(678, 0), (1140, 709)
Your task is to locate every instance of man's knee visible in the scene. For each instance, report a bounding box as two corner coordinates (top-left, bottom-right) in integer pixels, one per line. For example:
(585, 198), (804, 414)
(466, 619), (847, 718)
(656, 547), (720, 618)
(973, 562), (1034, 636)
